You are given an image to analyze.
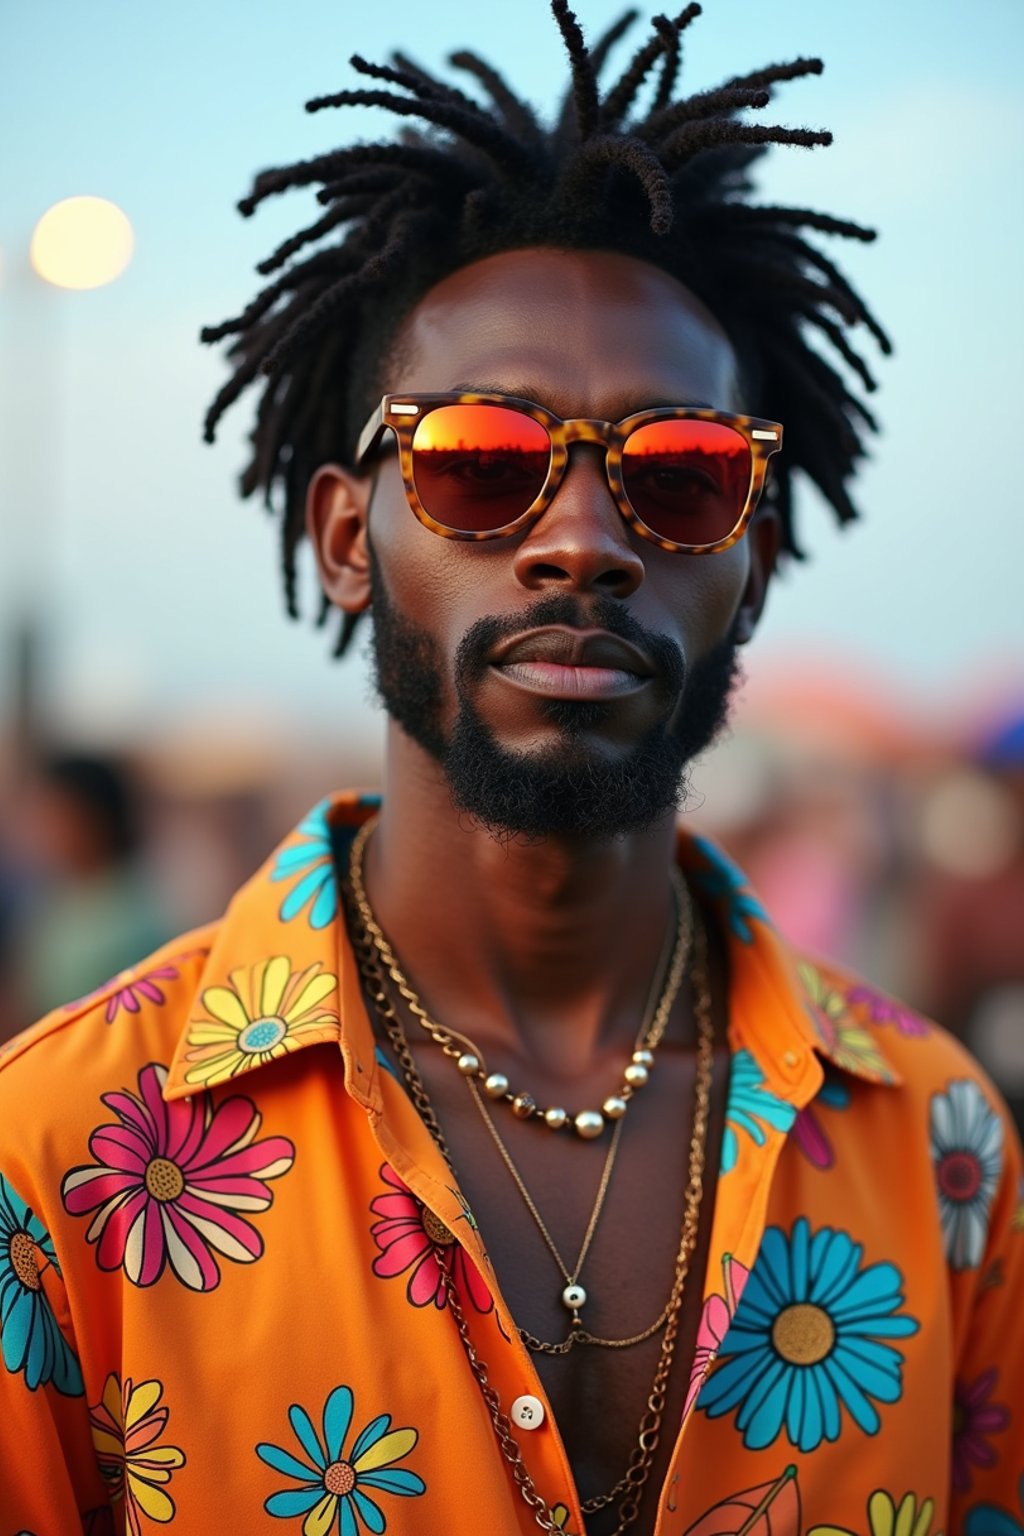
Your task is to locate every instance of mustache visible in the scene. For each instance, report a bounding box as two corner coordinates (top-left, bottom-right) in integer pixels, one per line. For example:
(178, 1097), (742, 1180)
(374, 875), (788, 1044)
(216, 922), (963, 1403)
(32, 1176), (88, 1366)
(454, 594), (686, 693)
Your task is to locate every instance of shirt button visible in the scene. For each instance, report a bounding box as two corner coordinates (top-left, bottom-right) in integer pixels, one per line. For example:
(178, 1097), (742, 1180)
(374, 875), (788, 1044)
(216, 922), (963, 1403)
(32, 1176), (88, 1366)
(511, 1394), (545, 1430)
(783, 1050), (800, 1070)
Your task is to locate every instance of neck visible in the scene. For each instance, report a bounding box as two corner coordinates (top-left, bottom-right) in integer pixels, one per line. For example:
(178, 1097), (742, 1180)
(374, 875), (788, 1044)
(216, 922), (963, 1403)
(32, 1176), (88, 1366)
(353, 730), (684, 1073)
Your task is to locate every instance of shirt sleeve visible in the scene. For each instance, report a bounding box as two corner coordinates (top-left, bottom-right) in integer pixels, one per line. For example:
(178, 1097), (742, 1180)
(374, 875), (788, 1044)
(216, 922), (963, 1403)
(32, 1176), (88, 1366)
(952, 1101), (1024, 1534)
(0, 1164), (108, 1531)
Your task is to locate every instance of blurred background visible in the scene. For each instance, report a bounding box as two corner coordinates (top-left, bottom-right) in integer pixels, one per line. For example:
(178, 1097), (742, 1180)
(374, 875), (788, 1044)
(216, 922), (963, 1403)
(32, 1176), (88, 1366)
(1, 1), (1022, 1123)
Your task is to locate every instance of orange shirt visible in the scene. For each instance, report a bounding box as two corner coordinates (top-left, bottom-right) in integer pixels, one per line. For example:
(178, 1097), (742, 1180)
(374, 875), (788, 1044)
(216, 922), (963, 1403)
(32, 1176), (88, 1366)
(1, 790), (1022, 1536)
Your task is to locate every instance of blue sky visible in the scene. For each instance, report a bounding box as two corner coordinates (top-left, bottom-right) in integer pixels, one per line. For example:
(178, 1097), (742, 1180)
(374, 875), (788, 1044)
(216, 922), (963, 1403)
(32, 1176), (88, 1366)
(2, 0), (1022, 748)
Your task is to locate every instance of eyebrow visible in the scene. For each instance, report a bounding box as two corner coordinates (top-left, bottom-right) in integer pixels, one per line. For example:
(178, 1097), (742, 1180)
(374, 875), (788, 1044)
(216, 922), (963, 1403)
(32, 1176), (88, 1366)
(448, 383), (716, 415)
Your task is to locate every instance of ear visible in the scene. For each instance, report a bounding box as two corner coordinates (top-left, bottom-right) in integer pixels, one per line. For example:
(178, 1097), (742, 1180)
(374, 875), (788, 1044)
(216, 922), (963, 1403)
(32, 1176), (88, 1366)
(733, 505), (782, 645)
(305, 463), (374, 616)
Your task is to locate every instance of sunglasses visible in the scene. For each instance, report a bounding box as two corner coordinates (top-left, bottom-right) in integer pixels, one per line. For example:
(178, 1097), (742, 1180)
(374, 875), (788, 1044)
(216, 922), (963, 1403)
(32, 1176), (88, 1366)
(355, 392), (783, 554)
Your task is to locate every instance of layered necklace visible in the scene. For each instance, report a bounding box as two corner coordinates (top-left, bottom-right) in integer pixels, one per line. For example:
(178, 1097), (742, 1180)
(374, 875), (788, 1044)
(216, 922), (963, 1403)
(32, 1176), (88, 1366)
(348, 818), (693, 1141)
(344, 817), (714, 1536)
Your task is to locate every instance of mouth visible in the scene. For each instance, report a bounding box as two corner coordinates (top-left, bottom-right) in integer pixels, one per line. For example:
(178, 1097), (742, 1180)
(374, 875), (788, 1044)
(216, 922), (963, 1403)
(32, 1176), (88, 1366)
(488, 626), (655, 701)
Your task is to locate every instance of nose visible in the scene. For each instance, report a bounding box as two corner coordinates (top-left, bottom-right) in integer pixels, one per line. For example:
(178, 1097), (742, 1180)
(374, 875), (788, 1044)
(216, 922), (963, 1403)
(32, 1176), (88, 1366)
(511, 444), (646, 598)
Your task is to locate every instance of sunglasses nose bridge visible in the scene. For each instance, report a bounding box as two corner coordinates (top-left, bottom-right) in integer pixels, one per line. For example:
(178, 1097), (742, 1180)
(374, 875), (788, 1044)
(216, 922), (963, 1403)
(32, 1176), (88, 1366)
(560, 418), (614, 449)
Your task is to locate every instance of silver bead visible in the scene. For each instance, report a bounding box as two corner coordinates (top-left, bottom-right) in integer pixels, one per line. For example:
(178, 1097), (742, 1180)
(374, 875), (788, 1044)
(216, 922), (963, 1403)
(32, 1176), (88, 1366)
(456, 1053), (480, 1075)
(562, 1282), (587, 1310)
(632, 1048), (655, 1068)
(574, 1109), (605, 1140)
(543, 1106), (568, 1130)
(483, 1073), (509, 1099)
(623, 1061), (650, 1088)
(512, 1092), (537, 1120)
(602, 1095), (628, 1119)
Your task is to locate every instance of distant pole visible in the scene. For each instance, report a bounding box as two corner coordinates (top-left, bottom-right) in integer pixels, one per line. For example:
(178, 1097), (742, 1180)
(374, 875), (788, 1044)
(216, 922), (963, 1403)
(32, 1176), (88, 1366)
(1, 196), (134, 768)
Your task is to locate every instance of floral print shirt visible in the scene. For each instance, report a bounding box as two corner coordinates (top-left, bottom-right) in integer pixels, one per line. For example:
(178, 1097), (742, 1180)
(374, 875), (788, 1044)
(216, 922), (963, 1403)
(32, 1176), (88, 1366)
(1, 790), (1022, 1536)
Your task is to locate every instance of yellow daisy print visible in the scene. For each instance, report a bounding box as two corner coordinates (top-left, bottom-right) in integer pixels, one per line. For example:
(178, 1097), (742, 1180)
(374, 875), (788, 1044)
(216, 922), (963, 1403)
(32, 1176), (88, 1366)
(90, 1373), (185, 1533)
(799, 962), (895, 1084)
(184, 956), (338, 1086)
(810, 1489), (942, 1536)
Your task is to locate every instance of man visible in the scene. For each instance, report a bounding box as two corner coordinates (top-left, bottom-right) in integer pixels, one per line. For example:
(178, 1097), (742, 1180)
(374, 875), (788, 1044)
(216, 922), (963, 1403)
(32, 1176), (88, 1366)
(1, 6), (1021, 1533)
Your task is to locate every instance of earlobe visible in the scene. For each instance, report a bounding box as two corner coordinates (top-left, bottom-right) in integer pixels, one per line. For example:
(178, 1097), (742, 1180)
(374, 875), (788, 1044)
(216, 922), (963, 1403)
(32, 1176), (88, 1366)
(305, 463), (374, 616)
(734, 506), (782, 645)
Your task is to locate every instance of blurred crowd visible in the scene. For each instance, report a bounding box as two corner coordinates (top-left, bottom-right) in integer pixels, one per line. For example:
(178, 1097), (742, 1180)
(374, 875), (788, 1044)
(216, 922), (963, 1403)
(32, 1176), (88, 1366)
(0, 670), (1021, 1130)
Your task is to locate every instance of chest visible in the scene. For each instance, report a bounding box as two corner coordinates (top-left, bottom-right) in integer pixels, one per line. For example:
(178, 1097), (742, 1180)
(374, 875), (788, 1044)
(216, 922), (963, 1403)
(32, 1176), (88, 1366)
(398, 1008), (732, 1535)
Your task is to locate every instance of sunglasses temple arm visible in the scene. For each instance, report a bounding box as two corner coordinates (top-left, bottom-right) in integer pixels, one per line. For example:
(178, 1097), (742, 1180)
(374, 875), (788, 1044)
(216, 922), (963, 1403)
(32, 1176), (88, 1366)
(355, 401), (388, 466)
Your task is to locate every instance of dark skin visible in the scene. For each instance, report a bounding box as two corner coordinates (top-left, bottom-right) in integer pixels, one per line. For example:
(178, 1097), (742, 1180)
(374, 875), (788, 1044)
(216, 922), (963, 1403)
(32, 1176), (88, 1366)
(307, 248), (781, 1532)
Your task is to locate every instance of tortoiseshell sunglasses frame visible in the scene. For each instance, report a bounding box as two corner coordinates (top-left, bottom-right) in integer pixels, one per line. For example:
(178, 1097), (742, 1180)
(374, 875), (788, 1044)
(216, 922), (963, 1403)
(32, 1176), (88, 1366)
(355, 391), (783, 555)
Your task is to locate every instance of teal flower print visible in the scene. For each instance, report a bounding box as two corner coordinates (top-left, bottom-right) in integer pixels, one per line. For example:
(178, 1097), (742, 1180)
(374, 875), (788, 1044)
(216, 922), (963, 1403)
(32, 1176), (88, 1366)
(721, 1050), (797, 1173)
(691, 838), (771, 943)
(698, 1217), (918, 1452)
(272, 799), (338, 930)
(0, 1172), (83, 1395)
(258, 1385), (425, 1533)
(965, 1474), (1024, 1535)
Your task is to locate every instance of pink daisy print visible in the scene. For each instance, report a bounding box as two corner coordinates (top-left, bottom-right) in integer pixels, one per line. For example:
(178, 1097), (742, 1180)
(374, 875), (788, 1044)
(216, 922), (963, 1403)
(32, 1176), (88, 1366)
(953, 1368), (1011, 1492)
(103, 965), (181, 1024)
(845, 982), (929, 1037)
(62, 1062), (295, 1291)
(369, 1164), (492, 1313)
(684, 1253), (749, 1423)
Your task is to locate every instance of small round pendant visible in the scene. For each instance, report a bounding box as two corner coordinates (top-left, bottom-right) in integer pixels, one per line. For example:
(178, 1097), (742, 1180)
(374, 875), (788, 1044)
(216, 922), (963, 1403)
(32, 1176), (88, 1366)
(562, 1282), (587, 1310)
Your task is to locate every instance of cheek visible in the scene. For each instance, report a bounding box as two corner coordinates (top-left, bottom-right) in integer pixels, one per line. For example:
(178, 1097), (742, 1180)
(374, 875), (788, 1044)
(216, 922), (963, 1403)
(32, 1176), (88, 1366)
(369, 465), (490, 644)
(656, 541), (751, 652)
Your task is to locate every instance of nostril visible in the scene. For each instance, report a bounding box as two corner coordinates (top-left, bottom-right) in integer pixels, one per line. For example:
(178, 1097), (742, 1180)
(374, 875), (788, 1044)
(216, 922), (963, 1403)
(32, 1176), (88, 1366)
(596, 567), (632, 587)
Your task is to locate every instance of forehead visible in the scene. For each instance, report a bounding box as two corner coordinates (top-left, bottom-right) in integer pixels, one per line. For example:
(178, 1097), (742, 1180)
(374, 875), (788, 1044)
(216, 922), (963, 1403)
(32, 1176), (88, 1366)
(390, 247), (741, 416)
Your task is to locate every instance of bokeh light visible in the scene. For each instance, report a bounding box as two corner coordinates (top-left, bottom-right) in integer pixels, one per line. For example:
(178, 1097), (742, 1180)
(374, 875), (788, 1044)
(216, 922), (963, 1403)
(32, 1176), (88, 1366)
(29, 195), (133, 291)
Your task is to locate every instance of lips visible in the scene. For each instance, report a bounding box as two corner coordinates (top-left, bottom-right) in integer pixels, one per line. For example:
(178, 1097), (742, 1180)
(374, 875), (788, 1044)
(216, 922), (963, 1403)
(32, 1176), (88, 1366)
(489, 626), (655, 678)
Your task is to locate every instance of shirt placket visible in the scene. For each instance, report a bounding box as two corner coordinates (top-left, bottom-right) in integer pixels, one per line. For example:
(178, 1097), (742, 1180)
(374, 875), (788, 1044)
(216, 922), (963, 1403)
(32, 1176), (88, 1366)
(337, 906), (585, 1533)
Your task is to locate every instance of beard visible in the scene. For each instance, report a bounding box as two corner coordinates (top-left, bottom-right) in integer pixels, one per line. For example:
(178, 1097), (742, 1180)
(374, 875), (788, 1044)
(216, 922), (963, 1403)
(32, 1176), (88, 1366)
(366, 541), (744, 843)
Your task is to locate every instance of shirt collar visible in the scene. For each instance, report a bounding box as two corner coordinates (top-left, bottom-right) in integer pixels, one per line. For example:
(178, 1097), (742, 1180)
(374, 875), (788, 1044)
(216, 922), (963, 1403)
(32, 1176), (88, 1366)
(678, 833), (901, 1091)
(163, 793), (379, 1102)
(163, 792), (900, 1103)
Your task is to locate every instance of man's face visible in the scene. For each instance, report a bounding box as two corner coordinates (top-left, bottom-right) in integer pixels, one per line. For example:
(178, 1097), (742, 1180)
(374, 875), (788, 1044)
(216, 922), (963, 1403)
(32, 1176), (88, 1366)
(314, 247), (779, 841)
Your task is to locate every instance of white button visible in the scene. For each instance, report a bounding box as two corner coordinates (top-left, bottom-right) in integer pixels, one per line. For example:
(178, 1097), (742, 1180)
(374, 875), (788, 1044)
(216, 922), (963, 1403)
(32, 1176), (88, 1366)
(511, 1394), (545, 1431)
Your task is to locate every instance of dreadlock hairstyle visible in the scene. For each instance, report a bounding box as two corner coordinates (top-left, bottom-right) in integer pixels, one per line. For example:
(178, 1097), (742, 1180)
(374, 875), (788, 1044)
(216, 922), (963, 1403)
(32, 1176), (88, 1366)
(202, 1), (890, 657)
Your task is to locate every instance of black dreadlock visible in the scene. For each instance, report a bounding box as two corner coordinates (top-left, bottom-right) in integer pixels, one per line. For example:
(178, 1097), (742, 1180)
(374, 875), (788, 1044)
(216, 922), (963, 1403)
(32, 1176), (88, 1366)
(202, 2), (890, 658)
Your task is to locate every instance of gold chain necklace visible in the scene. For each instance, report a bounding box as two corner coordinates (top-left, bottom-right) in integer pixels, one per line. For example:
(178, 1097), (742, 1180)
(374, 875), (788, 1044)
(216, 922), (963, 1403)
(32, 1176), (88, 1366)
(349, 815), (690, 1341)
(469, 1082), (678, 1355)
(347, 817), (692, 1139)
(342, 832), (714, 1536)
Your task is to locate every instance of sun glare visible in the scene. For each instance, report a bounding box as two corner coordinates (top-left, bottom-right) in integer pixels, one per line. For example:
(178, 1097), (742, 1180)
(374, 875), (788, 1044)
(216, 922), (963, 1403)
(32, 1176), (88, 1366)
(29, 196), (134, 291)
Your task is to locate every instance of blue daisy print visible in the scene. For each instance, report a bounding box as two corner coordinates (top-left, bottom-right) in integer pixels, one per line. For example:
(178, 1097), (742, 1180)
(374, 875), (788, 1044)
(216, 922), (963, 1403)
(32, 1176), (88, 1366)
(721, 1050), (797, 1173)
(0, 1172), (83, 1395)
(691, 838), (771, 943)
(698, 1217), (918, 1452)
(258, 1385), (425, 1533)
(272, 799), (338, 930)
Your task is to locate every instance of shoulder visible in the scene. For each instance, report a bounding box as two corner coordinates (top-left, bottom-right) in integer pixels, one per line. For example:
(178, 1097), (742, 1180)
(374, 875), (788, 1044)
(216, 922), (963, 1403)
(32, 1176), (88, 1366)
(798, 953), (1020, 1165)
(0, 925), (217, 1184)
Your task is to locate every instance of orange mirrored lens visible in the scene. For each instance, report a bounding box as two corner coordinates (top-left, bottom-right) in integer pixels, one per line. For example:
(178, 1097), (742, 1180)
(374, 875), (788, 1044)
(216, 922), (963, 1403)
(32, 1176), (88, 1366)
(412, 405), (551, 532)
(622, 420), (751, 545)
